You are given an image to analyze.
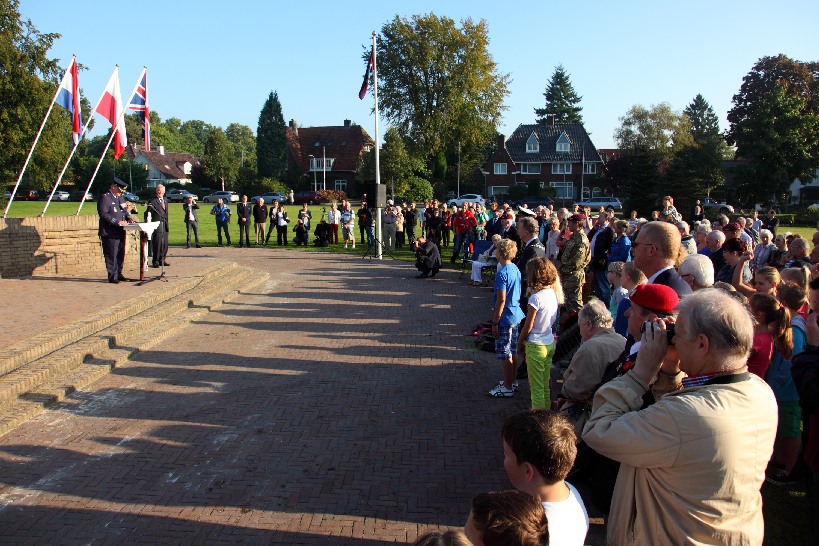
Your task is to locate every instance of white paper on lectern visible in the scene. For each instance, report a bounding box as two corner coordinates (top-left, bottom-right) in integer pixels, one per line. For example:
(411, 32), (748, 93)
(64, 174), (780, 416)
(123, 221), (161, 241)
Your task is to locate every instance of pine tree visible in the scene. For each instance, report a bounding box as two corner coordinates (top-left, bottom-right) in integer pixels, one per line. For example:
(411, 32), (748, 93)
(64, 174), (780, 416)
(683, 94), (720, 143)
(256, 91), (287, 179)
(534, 65), (583, 124)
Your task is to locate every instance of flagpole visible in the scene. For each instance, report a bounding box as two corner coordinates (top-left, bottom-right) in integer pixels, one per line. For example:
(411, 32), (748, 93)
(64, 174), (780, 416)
(3, 56), (75, 219)
(371, 32), (382, 260)
(77, 67), (143, 215)
(42, 64), (117, 217)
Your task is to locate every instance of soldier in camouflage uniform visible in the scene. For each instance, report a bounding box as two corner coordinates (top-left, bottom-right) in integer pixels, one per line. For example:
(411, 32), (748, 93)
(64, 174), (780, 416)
(560, 214), (591, 313)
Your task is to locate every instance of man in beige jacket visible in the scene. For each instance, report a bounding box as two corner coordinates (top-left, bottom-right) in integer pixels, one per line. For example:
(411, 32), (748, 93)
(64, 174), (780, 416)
(582, 289), (777, 545)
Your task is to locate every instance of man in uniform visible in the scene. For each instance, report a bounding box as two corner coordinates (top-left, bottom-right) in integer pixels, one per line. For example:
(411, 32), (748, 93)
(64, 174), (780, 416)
(560, 213), (591, 313)
(145, 184), (169, 267)
(97, 177), (133, 284)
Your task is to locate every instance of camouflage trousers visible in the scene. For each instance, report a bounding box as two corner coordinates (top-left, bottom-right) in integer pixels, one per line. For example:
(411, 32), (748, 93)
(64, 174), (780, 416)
(561, 271), (586, 313)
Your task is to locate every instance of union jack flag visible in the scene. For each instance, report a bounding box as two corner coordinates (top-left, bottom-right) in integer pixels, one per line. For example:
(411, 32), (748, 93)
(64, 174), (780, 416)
(128, 69), (150, 150)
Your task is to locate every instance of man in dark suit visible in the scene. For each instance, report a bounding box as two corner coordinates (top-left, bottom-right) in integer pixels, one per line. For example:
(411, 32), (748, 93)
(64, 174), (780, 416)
(631, 221), (692, 297)
(97, 177), (133, 283)
(145, 184), (169, 267)
(515, 216), (546, 308)
(252, 197), (268, 245)
(237, 195), (252, 247)
(588, 214), (616, 305)
(182, 195), (200, 248)
(500, 212), (522, 254)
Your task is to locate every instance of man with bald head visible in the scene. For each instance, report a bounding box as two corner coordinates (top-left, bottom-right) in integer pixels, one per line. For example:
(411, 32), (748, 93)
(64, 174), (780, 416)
(631, 221), (691, 296)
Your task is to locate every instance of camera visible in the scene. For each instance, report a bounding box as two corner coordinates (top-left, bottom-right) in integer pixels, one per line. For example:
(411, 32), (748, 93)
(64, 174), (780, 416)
(640, 321), (675, 344)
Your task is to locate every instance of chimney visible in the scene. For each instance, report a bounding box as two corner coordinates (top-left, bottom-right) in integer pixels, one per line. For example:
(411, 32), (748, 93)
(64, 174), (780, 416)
(497, 134), (506, 149)
(343, 119), (351, 128)
(158, 144), (165, 155)
(289, 119), (298, 137)
(548, 114), (555, 126)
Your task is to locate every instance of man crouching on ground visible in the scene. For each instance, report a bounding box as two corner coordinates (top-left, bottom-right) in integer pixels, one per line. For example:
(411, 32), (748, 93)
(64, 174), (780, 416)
(582, 288), (777, 545)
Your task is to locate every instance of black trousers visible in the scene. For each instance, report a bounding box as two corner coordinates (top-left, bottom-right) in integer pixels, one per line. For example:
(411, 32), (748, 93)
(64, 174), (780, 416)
(151, 227), (168, 265)
(238, 220), (251, 246)
(101, 236), (126, 282)
(277, 224), (288, 245)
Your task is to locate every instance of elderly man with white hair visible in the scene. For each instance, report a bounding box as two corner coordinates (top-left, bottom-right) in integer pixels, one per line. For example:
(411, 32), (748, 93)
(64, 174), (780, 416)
(676, 221), (696, 255)
(704, 229), (726, 272)
(679, 253), (715, 291)
(753, 229), (776, 270)
(583, 289), (777, 545)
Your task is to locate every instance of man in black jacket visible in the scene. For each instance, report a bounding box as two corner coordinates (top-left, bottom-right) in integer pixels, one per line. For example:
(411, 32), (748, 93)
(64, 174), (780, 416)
(182, 195), (201, 248)
(632, 221), (692, 297)
(237, 195), (252, 247)
(145, 184), (169, 267)
(588, 214), (615, 305)
(414, 234), (441, 278)
(98, 177), (133, 283)
(252, 197), (268, 245)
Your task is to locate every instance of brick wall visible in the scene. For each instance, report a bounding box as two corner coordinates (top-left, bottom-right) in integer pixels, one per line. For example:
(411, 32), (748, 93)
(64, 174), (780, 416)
(0, 216), (139, 278)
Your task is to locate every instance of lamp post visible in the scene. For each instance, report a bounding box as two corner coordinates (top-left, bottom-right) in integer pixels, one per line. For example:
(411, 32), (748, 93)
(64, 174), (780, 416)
(322, 146), (326, 191)
(308, 154), (316, 191)
(481, 170), (489, 200)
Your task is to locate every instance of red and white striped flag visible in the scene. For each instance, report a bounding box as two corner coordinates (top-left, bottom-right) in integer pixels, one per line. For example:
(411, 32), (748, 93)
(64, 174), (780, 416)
(96, 67), (127, 158)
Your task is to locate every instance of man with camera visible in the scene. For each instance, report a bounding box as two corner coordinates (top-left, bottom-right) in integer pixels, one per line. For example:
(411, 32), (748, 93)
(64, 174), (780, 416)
(582, 288), (777, 545)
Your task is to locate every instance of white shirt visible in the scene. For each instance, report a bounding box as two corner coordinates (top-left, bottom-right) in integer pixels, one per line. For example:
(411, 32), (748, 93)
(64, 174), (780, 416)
(541, 482), (589, 546)
(526, 288), (559, 345)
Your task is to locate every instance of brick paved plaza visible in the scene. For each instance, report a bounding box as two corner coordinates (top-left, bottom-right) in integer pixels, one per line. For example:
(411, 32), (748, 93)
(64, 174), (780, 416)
(0, 250), (584, 544)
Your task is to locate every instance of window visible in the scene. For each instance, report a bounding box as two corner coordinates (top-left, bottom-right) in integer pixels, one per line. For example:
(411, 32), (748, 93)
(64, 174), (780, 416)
(550, 182), (574, 199)
(309, 157), (335, 171)
(583, 163), (597, 174)
(526, 132), (539, 153)
(519, 163), (541, 174)
(552, 163), (572, 174)
(494, 163), (508, 175)
(556, 132), (571, 153)
(334, 180), (347, 192)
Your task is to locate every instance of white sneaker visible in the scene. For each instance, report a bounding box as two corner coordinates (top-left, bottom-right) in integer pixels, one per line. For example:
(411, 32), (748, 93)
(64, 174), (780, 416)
(498, 380), (519, 392)
(488, 383), (514, 397)
(344, 244), (348, 249)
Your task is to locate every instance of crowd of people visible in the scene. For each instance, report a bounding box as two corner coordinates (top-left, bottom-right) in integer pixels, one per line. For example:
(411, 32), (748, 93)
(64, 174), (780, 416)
(416, 194), (818, 544)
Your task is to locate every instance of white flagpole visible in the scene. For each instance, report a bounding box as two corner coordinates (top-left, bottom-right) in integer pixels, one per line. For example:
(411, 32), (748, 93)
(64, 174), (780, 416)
(3, 56), (75, 219)
(42, 64), (118, 216)
(372, 32), (382, 260)
(581, 148), (585, 202)
(77, 67), (143, 215)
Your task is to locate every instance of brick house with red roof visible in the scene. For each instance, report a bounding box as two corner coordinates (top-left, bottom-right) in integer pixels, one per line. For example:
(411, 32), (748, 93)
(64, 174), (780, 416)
(125, 144), (201, 189)
(286, 119), (373, 195)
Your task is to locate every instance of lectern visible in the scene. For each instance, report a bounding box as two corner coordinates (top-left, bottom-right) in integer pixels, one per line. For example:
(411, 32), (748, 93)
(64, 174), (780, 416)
(123, 221), (161, 284)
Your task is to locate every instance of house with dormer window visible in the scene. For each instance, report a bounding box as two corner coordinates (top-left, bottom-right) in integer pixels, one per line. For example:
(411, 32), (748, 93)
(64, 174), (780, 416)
(484, 120), (603, 202)
(286, 119), (373, 195)
(125, 144), (200, 189)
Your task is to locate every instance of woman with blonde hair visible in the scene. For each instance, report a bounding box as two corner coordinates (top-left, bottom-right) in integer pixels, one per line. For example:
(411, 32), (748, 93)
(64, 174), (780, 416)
(516, 257), (563, 409)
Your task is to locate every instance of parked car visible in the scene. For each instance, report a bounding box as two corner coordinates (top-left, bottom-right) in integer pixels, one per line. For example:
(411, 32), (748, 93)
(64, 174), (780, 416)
(292, 191), (322, 205)
(16, 189), (40, 201)
(512, 196), (554, 210)
(167, 189), (199, 202)
(202, 191), (239, 203)
(122, 192), (141, 203)
(69, 191), (93, 202)
(700, 197), (734, 214)
(447, 193), (486, 208)
(2, 190), (10, 200)
(574, 196), (623, 211)
(52, 190), (70, 201)
(251, 191), (289, 204)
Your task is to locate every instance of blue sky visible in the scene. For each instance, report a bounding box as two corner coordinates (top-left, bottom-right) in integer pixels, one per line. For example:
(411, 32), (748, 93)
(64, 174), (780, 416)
(20, 0), (819, 150)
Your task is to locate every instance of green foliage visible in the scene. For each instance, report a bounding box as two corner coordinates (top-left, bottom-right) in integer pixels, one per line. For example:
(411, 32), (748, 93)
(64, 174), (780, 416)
(256, 91), (287, 179)
(405, 176), (434, 202)
(684, 94), (721, 142)
(622, 149), (661, 216)
(202, 128), (236, 187)
(727, 54), (819, 202)
(316, 189), (347, 203)
(614, 103), (694, 164)
(359, 127), (430, 194)
(226, 123), (256, 172)
(508, 184), (529, 200)
(534, 64), (583, 124)
(376, 14), (509, 175)
(257, 177), (289, 193)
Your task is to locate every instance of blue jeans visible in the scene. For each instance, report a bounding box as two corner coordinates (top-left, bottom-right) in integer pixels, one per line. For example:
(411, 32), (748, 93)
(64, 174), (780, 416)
(366, 226), (375, 248)
(592, 266), (611, 306)
(216, 221), (231, 245)
(452, 232), (467, 260)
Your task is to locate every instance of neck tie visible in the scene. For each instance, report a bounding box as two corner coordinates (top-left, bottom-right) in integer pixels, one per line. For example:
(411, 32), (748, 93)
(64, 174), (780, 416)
(161, 198), (165, 210)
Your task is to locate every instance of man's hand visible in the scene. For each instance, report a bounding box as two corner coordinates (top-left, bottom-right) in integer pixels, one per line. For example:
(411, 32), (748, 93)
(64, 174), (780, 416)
(633, 320), (670, 385)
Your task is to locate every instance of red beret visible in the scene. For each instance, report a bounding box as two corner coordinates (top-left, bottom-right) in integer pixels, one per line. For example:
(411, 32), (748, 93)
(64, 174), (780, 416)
(723, 222), (742, 232)
(629, 283), (679, 316)
(568, 213), (586, 222)
(503, 213), (515, 220)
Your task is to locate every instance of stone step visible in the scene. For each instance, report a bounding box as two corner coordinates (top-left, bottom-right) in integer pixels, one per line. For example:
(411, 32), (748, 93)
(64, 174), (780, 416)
(0, 262), (239, 377)
(0, 265), (269, 437)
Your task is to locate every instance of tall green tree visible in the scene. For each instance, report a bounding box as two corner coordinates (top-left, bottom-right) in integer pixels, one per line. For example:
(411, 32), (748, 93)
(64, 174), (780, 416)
(256, 91), (287, 179)
(534, 64), (583, 124)
(375, 14), (509, 176)
(683, 94), (720, 142)
(614, 103), (694, 163)
(360, 127), (429, 195)
(726, 54), (819, 201)
(202, 128), (235, 189)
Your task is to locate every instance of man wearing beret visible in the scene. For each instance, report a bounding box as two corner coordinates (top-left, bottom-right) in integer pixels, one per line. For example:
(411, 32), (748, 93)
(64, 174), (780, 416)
(559, 213), (591, 313)
(97, 177), (133, 284)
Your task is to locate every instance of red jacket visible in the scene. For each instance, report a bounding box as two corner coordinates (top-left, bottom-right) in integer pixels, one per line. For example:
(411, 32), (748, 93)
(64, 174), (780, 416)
(453, 210), (477, 234)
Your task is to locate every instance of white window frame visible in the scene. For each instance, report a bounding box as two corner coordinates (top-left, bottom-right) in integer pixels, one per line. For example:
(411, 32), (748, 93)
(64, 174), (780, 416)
(556, 142), (570, 152)
(494, 163), (508, 175)
(519, 163), (541, 174)
(550, 182), (574, 199)
(583, 162), (597, 174)
(526, 133), (539, 153)
(551, 163), (572, 175)
(334, 179), (347, 192)
(310, 157), (335, 171)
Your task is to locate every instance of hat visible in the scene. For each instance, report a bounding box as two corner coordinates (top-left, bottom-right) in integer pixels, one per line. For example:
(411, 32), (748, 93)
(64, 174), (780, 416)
(113, 177), (128, 189)
(568, 213), (586, 222)
(629, 284), (679, 316)
(723, 222), (742, 232)
(503, 212), (515, 221)
(517, 205), (536, 217)
(387, 199), (394, 205)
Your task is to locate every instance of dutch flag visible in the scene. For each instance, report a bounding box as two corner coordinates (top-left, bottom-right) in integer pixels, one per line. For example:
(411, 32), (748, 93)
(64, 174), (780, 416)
(55, 57), (82, 147)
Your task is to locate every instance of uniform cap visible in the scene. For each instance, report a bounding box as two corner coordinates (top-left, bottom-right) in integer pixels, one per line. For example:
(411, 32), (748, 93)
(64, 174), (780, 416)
(113, 177), (128, 189)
